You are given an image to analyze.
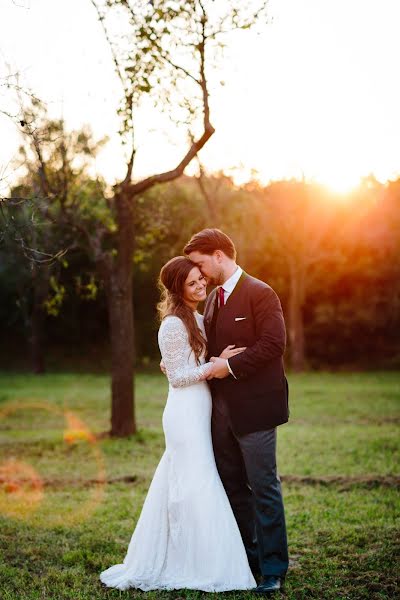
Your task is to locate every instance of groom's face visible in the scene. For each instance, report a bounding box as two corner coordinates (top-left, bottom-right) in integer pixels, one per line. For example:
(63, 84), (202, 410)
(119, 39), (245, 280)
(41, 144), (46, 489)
(188, 251), (224, 286)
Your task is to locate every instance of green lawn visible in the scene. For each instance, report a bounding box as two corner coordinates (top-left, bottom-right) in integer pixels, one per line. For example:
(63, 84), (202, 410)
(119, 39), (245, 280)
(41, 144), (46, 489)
(0, 371), (399, 599)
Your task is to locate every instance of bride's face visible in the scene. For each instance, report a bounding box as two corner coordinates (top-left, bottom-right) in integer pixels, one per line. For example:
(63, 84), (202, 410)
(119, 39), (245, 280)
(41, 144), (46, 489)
(183, 266), (207, 307)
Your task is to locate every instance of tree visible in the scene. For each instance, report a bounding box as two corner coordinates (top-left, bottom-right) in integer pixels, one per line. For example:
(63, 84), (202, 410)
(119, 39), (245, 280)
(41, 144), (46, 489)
(0, 191), (64, 374)
(259, 180), (338, 371)
(87, 0), (268, 436)
(0, 67), (70, 372)
(2, 93), (110, 373)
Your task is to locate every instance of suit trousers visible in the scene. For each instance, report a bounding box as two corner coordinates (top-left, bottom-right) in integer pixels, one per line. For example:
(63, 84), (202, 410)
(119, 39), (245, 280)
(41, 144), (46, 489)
(211, 393), (289, 578)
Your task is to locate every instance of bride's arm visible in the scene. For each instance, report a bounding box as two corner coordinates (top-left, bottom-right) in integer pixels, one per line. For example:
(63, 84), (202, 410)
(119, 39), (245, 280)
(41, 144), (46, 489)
(158, 317), (213, 388)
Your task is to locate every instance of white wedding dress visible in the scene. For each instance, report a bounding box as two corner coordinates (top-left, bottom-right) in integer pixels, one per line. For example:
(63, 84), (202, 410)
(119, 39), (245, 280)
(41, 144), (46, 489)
(99, 312), (256, 592)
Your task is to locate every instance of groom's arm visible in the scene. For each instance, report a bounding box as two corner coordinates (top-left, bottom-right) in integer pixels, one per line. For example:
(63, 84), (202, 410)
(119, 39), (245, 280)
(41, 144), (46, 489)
(226, 284), (286, 380)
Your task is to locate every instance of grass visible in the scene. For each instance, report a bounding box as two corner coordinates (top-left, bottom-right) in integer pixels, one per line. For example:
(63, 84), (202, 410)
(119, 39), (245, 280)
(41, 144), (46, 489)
(0, 371), (399, 599)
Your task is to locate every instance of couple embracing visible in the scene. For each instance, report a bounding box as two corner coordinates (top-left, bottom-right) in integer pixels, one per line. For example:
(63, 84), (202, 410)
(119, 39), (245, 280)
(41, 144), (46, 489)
(100, 229), (289, 595)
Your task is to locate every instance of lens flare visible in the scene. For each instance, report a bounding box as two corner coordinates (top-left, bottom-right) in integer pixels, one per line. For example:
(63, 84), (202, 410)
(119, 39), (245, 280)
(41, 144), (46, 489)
(0, 401), (106, 527)
(0, 458), (44, 518)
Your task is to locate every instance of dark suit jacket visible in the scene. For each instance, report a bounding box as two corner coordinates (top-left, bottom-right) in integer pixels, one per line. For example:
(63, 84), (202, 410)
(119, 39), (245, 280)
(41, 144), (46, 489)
(204, 271), (289, 436)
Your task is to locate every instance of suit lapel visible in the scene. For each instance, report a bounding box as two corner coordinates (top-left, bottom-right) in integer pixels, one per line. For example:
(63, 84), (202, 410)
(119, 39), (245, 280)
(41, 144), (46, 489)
(204, 271), (248, 336)
(204, 287), (217, 338)
(224, 270), (247, 307)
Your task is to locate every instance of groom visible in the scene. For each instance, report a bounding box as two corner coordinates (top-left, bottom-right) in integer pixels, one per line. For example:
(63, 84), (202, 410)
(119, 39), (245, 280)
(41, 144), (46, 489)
(184, 228), (289, 595)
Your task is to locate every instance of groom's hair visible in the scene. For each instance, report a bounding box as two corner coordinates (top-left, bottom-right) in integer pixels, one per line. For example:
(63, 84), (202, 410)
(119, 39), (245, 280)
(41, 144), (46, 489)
(184, 228), (236, 260)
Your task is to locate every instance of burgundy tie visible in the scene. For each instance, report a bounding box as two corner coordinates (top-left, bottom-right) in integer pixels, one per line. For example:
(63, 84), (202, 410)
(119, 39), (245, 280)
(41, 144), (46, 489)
(218, 286), (225, 308)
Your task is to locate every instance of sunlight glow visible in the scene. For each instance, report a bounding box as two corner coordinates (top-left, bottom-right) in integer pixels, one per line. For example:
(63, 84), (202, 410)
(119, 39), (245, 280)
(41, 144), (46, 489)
(0, 0), (399, 193)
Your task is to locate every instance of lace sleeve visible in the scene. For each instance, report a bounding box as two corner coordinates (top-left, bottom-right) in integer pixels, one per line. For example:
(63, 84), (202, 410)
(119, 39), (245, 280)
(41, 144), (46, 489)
(158, 317), (212, 388)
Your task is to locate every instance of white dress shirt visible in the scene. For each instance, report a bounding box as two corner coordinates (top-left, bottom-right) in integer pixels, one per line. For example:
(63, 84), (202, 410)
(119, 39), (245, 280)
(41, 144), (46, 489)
(220, 266), (243, 305)
(219, 266), (243, 378)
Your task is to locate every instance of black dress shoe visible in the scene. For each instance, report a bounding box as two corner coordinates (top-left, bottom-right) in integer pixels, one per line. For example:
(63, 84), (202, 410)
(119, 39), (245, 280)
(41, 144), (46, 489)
(253, 575), (284, 594)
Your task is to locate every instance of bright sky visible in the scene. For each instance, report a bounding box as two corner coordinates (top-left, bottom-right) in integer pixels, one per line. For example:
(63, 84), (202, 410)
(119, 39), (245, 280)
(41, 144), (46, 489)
(1, 0), (400, 195)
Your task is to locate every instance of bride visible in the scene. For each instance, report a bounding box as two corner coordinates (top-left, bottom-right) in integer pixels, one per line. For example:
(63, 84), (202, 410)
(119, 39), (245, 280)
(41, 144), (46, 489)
(99, 256), (256, 592)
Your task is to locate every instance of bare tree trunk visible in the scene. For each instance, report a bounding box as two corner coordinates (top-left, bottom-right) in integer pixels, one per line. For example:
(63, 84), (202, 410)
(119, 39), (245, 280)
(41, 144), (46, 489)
(30, 298), (45, 374)
(107, 191), (136, 436)
(108, 273), (136, 436)
(29, 263), (49, 375)
(195, 161), (218, 224)
(288, 266), (306, 371)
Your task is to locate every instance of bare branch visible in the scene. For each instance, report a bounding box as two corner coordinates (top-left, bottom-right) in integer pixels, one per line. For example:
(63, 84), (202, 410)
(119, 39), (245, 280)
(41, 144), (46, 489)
(194, 153), (217, 223)
(11, 0), (31, 8)
(160, 54), (201, 85)
(89, 0), (126, 91)
(121, 146), (136, 186)
(128, 122), (215, 196)
(198, 1), (210, 130)
(13, 236), (68, 264)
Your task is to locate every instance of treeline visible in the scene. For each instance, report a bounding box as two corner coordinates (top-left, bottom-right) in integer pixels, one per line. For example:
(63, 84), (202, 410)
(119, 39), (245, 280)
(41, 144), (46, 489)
(1, 165), (399, 372)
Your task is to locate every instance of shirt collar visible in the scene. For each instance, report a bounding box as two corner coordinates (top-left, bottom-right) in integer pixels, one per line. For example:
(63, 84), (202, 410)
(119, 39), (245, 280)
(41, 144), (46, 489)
(222, 265), (243, 294)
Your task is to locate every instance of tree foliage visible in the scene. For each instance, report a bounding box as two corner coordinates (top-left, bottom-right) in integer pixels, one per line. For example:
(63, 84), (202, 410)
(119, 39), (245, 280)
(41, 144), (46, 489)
(3, 171), (399, 371)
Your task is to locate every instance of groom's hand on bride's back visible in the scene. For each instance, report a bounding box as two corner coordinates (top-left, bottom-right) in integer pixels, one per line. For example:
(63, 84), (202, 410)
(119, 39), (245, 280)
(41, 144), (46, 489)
(160, 359), (166, 375)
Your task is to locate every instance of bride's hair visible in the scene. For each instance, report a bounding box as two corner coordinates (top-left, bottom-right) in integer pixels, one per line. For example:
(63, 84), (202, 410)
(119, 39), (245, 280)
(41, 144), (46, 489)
(157, 256), (207, 364)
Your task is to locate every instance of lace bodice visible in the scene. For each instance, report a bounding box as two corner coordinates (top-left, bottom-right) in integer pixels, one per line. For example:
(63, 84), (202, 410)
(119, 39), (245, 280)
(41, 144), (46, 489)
(158, 314), (213, 388)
